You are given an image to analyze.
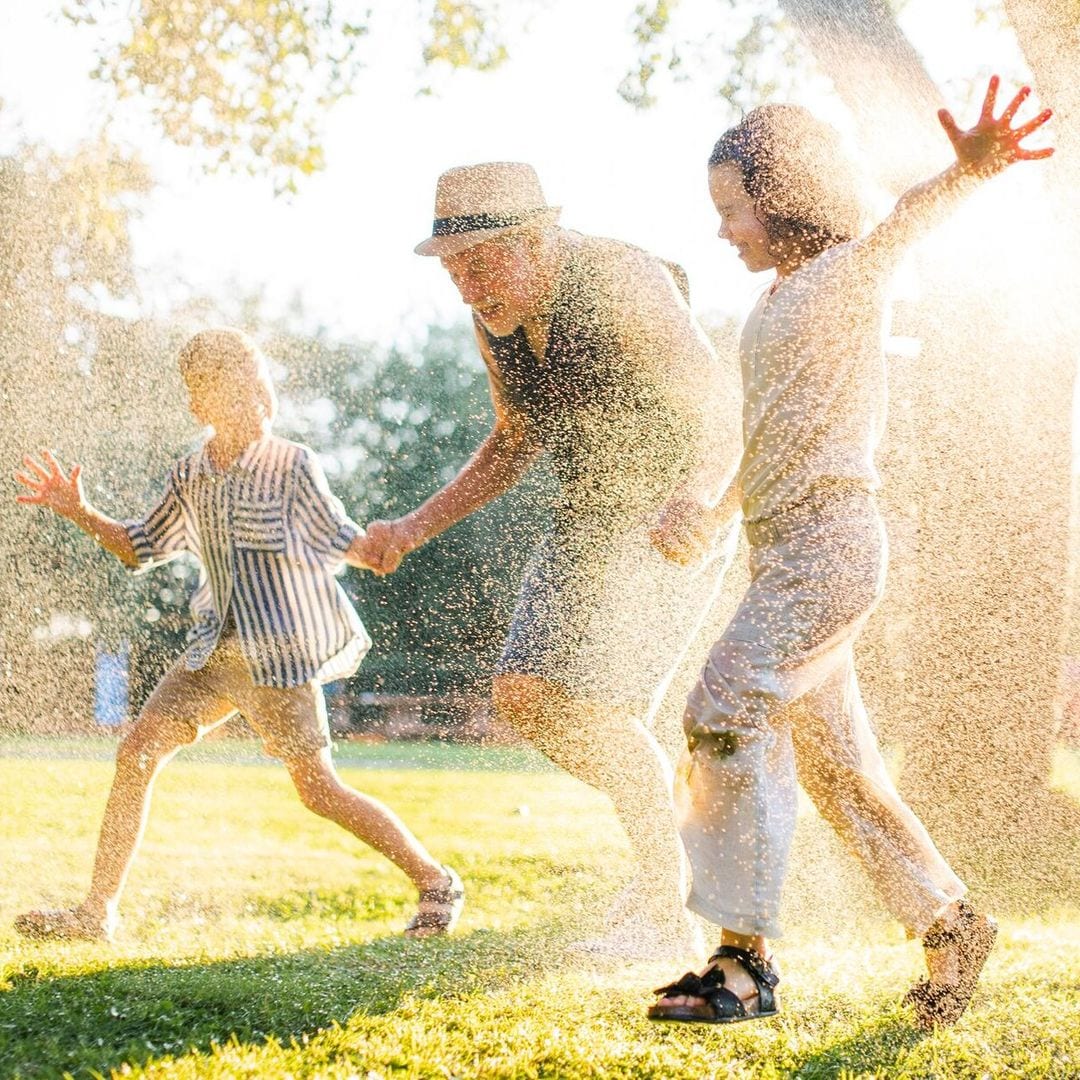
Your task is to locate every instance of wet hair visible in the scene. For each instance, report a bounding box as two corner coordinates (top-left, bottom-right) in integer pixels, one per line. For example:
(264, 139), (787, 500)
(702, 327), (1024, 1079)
(709, 104), (864, 261)
(178, 327), (278, 421)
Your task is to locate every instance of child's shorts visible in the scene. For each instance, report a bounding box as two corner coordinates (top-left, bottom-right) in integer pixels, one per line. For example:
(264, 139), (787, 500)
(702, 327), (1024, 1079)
(139, 635), (331, 762)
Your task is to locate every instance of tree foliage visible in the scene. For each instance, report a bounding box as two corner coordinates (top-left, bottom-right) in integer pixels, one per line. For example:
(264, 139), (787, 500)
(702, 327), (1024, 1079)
(66, 0), (510, 191)
(615, 0), (1013, 116)
(618, 0), (805, 111)
(423, 0), (508, 74)
(67, 0), (1027, 193)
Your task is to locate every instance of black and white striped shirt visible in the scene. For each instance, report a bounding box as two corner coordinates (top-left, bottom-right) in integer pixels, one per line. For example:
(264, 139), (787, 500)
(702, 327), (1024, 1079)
(125, 435), (370, 687)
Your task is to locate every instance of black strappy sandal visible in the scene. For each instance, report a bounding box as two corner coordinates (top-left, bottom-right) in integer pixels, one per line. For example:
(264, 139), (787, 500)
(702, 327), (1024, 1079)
(904, 900), (997, 1029)
(647, 945), (780, 1024)
(403, 866), (465, 938)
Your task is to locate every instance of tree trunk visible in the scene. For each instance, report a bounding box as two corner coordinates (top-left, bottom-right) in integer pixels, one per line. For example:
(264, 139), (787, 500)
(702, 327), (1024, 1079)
(779, 0), (941, 187)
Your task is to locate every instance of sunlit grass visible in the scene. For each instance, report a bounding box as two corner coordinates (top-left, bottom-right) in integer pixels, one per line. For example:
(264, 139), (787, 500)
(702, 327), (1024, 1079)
(1, 740), (1078, 1079)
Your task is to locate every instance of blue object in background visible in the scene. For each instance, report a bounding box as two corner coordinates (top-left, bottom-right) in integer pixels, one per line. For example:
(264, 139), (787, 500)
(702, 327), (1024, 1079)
(94, 641), (130, 727)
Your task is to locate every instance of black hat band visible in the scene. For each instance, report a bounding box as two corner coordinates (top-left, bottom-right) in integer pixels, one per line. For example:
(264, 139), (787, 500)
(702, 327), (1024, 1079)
(431, 208), (546, 236)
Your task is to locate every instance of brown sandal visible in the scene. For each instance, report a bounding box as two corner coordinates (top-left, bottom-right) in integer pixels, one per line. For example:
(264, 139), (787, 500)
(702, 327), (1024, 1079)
(403, 866), (464, 938)
(905, 900), (997, 1028)
(14, 907), (116, 942)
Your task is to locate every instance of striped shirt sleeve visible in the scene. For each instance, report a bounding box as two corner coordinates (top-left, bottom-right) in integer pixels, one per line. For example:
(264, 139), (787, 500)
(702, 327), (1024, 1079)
(292, 448), (361, 563)
(124, 468), (189, 572)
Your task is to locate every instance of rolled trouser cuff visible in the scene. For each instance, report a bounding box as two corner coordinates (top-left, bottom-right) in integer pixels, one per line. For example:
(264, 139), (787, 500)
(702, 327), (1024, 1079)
(685, 889), (784, 938)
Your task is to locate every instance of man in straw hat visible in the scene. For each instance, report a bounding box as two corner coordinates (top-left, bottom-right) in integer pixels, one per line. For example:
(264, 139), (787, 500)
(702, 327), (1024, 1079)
(358, 162), (742, 959)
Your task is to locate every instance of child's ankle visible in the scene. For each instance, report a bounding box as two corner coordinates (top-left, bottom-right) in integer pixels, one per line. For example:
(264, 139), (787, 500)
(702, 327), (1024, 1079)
(416, 864), (451, 892)
(81, 899), (114, 923)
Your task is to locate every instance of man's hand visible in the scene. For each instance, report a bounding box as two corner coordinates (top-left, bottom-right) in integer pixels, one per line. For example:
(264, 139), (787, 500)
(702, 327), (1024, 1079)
(15, 451), (85, 520)
(649, 495), (722, 566)
(354, 518), (425, 576)
(940, 75), (1054, 178)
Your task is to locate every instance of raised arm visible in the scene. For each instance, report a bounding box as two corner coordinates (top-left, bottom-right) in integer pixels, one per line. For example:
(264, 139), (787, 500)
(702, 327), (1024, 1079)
(358, 325), (541, 576)
(15, 450), (140, 569)
(864, 75), (1054, 261)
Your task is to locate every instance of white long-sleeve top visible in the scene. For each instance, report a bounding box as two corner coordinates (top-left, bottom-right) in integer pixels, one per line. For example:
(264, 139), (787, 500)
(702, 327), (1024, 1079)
(738, 240), (892, 524)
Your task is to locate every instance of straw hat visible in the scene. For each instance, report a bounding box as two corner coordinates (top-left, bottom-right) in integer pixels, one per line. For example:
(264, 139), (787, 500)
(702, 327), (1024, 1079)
(414, 162), (562, 257)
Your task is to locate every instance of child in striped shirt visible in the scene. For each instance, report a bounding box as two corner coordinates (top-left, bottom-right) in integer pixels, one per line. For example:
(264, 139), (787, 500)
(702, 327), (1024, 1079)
(13, 327), (463, 942)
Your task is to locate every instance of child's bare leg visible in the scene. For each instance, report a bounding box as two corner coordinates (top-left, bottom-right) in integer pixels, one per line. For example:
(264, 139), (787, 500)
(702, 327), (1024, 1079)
(247, 681), (462, 936)
(247, 682), (447, 890)
(16, 663), (234, 940)
(82, 714), (200, 918)
(285, 748), (446, 890)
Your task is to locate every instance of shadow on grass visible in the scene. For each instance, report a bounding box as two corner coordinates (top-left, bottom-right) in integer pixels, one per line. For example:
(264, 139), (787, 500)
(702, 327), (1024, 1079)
(785, 969), (1080, 1079)
(0, 923), (561, 1080)
(789, 1005), (927, 1078)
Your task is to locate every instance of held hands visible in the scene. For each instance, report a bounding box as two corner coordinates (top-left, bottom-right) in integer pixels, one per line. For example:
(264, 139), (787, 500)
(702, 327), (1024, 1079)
(649, 495), (722, 566)
(940, 75), (1054, 178)
(14, 451), (86, 519)
(352, 517), (424, 576)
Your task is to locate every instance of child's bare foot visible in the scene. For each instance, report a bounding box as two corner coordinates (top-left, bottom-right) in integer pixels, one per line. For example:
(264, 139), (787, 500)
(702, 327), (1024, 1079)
(14, 906), (117, 942)
(404, 866), (464, 938)
(905, 899), (997, 1028)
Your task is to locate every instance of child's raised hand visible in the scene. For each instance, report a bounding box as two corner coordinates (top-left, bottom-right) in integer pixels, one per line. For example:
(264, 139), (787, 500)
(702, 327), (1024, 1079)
(15, 450), (86, 519)
(939, 75), (1054, 178)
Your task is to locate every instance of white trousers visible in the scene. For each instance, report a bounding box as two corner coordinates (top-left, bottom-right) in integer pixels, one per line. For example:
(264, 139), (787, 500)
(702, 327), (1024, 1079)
(677, 494), (966, 937)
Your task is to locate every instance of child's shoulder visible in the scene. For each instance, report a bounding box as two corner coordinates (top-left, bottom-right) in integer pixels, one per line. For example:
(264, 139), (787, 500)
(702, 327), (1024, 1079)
(169, 446), (205, 487)
(258, 436), (337, 482)
(808, 239), (860, 273)
(798, 238), (883, 293)
(264, 435), (320, 468)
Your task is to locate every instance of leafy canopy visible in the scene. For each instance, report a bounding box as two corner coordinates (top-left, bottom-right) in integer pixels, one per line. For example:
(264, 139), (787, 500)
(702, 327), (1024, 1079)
(66, 0), (509, 192)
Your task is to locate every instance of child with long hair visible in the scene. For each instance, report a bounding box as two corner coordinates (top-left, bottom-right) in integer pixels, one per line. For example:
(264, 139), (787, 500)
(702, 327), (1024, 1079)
(648, 77), (1052, 1027)
(14, 328), (463, 942)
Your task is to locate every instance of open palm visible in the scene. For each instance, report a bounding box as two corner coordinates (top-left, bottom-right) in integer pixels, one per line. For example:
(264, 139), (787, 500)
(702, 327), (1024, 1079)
(15, 450), (85, 519)
(939, 75), (1054, 177)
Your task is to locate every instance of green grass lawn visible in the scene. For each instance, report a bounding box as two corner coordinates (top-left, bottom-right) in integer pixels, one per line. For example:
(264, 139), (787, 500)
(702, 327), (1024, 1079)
(1, 738), (1078, 1079)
